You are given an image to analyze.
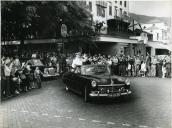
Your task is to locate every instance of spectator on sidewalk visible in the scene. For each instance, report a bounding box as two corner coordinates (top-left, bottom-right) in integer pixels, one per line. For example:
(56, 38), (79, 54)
(162, 60), (167, 78)
(11, 67), (21, 95)
(140, 61), (146, 77)
(23, 63), (32, 90)
(4, 57), (13, 97)
(156, 59), (163, 77)
(151, 56), (157, 77)
(111, 55), (118, 75)
(30, 67), (35, 89)
(34, 67), (43, 89)
(135, 56), (141, 76)
(59, 54), (67, 75)
(146, 53), (151, 77)
(165, 55), (171, 78)
(1, 56), (6, 98)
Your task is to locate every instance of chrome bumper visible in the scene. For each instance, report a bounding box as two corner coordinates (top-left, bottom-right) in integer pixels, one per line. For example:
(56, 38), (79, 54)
(89, 90), (132, 97)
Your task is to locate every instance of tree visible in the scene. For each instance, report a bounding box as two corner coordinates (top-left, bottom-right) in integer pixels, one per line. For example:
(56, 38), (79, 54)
(1, 1), (95, 53)
(1, 1), (94, 39)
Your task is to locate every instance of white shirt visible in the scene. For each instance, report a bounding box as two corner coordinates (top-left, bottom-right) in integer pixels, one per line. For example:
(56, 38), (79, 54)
(72, 57), (83, 68)
(141, 63), (146, 71)
(4, 64), (12, 76)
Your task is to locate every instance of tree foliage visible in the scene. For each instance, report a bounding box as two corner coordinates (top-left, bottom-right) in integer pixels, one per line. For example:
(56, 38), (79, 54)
(1, 1), (94, 41)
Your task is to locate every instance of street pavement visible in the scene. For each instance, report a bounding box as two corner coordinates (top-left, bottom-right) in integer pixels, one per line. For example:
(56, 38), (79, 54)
(0, 77), (171, 128)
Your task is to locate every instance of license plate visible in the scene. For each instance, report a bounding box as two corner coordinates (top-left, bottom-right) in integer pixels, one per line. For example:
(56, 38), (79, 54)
(109, 93), (120, 97)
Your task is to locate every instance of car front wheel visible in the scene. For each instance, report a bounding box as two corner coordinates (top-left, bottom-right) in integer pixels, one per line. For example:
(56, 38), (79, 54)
(65, 85), (69, 91)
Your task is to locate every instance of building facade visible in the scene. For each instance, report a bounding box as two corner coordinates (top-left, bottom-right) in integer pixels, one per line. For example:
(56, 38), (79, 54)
(141, 21), (171, 56)
(87, 0), (129, 34)
(141, 21), (169, 43)
(81, 1), (147, 57)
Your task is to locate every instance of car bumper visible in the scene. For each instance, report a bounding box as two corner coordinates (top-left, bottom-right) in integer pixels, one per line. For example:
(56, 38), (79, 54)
(89, 90), (132, 97)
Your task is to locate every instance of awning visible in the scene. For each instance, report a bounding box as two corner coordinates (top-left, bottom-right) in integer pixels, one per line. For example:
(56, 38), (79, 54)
(1, 39), (68, 45)
(24, 39), (68, 44)
(96, 35), (139, 44)
(146, 41), (172, 51)
(1, 41), (20, 45)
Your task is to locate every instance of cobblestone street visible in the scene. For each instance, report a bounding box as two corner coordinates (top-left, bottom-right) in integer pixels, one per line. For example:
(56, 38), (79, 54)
(0, 78), (171, 128)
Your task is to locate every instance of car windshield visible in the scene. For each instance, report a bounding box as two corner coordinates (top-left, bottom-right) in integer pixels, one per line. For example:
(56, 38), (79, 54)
(81, 65), (110, 75)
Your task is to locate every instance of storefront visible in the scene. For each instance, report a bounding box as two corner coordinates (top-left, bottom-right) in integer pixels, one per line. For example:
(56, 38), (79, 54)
(95, 35), (143, 56)
(146, 41), (171, 56)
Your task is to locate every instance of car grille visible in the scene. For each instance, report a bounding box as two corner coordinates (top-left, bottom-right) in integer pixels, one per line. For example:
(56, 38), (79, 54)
(98, 85), (126, 94)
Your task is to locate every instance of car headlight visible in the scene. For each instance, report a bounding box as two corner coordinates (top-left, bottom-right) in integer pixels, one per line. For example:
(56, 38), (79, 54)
(125, 79), (130, 85)
(91, 80), (97, 88)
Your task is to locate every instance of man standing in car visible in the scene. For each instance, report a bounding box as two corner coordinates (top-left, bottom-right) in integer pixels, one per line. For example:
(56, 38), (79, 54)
(72, 52), (83, 68)
(72, 52), (83, 73)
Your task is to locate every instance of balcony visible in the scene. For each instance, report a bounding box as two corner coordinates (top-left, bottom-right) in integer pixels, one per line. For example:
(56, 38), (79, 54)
(107, 18), (131, 38)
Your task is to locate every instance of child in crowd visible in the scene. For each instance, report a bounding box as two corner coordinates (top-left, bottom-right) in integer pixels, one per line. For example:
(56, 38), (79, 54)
(140, 61), (146, 77)
(34, 67), (43, 88)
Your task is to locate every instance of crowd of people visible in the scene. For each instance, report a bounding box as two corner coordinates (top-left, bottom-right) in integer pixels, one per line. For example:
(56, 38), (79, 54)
(1, 56), (43, 99)
(68, 52), (171, 78)
(1, 51), (171, 99)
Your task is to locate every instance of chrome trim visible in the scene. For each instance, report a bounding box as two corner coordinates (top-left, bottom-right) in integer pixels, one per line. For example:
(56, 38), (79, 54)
(98, 84), (125, 86)
(89, 91), (132, 97)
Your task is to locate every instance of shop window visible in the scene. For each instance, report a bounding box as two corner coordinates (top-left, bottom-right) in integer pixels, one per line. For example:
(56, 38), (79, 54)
(156, 49), (169, 55)
(120, 1), (122, 5)
(114, 6), (118, 17)
(120, 8), (122, 17)
(124, 1), (127, 7)
(157, 33), (159, 40)
(97, 5), (105, 17)
(89, 2), (92, 11)
(83, 1), (86, 5)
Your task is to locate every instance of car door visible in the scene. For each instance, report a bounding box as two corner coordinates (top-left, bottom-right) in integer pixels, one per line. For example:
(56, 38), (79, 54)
(70, 73), (81, 93)
(64, 72), (76, 89)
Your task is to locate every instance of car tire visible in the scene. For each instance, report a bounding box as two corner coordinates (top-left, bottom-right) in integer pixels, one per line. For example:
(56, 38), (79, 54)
(65, 85), (69, 91)
(84, 87), (89, 102)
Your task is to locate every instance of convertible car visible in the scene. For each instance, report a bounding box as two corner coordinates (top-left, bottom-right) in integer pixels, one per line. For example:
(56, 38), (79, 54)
(62, 65), (132, 102)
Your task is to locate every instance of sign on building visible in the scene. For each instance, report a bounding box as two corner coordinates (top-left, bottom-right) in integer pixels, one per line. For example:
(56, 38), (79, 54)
(61, 24), (67, 37)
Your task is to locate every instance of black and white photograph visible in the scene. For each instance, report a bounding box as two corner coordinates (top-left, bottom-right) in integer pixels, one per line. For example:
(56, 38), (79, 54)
(0, 0), (172, 128)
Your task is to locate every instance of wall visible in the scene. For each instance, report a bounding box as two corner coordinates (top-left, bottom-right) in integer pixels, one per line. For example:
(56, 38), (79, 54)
(88, 1), (129, 25)
(141, 22), (168, 42)
(134, 43), (146, 57)
(97, 42), (126, 56)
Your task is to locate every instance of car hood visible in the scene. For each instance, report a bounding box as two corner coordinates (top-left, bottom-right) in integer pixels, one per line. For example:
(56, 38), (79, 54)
(83, 74), (126, 85)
